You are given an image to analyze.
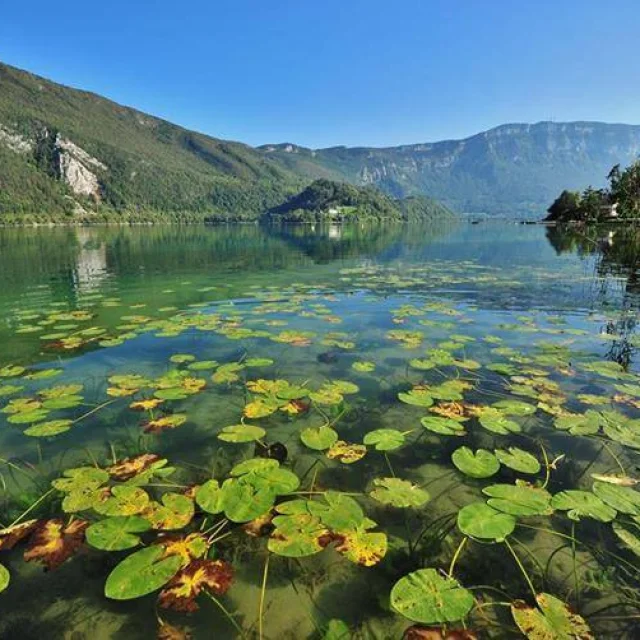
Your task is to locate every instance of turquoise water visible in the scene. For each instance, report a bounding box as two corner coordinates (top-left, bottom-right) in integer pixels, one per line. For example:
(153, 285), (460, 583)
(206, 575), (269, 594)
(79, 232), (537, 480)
(0, 222), (638, 639)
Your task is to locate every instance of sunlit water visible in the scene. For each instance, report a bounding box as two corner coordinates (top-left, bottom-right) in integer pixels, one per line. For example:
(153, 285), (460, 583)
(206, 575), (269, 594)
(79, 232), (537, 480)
(0, 222), (638, 639)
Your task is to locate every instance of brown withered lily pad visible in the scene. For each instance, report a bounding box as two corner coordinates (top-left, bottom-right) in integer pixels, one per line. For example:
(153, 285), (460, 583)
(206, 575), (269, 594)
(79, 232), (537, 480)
(24, 519), (89, 570)
(0, 519), (39, 551)
(243, 510), (276, 537)
(157, 621), (192, 640)
(158, 559), (233, 612)
(107, 453), (162, 480)
(326, 441), (367, 464)
(157, 533), (208, 566)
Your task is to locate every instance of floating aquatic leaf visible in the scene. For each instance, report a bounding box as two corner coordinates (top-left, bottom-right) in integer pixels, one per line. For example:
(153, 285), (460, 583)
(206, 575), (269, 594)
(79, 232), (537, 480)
(268, 510), (330, 557)
(307, 492), (365, 530)
(300, 425), (338, 451)
(195, 480), (224, 515)
(477, 409), (522, 435)
(154, 388), (189, 401)
(554, 411), (602, 436)
(511, 592), (593, 640)
(333, 526), (387, 566)
(107, 454), (163, 480)
(86, 516), (152, 551)
(24, 519), (89, 570)
(451, 447), (500, 478)
(130, 398), (164, 411)
(326, 441), (367, 464)
(420, 416), (466, 436)
(104, 545), (183, 600)
(391, 568), (474, 624)
(52, 466), (110, 493)
(409, 359), (436, 371)
(24, 419), (72, 437)
(309, 388), (344, 405)
(0, 520), (39, 551)
(592, 481), (640, 515)
(143, 494), (195, 530)
(0, 384), (23, 397)
(399, 389), (434, 408)
(143, 414), (188, 433)
(352, 361), (376, 372)
(551, 490), (616, 522)
(457, 503), (516, 541)
(590, 473), (638, 487)
(369, 478), (430, 508)
(601, 412), (640, 449)
(0, 563), (8, 593)
(495, 448), (541, 474)
(218, 423), (266, 443)
(363, 428), (406, 451)
(483, 483), (553, 516)
(94, 486), (150, 516)
(244, 398), (280, 418)
(0, 365), (25, 378)
(323, 619), (350, 640)
(492, 400), (536, 416)
(613, 518), (640, 557)
(169, 354), (196, 364)
(158, 558), (233, 612)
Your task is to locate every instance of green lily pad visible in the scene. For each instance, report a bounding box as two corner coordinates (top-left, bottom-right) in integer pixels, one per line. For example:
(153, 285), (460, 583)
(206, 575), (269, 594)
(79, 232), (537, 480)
(592, 481), (640, 515)
(86, 516), (152, 551)
(601, 413), (640, 449)
(300, 425), (338, 451)
(390, 568), (474, 624)
(169, 354), (196, 364)
(511, 592), (593, 640)
(218, 423), (266, 443)
(104, 545), (182, 600)
(613, 518), (640, 557)
(7, 409), (50, 425)
(363, 429), (406, 451)
(495, 448), (541, 474)
(268, 510), (329, 558)
(478, 410), (522, 435)
(451, 447), (500, 478)
(554, 411), (602, 436)
(420, 416), (466, 436)
(551, 490), (617, 522)
(307, 492), (365, 530)
(492, 400), (536, 416)
(352, 361), (376, 373)
(457, 502), (516, 541)
(52, 466), (110, 493)
(0, 563), (9, 593)
(24, 419), (73, 437)
(409, 359), (436, 371)
(483, 483), (553, 516)
(94, 486), (150, 517)
(195, 479), (224, 515)
(369, 478), (430, 508)
(399, 389), (434, 408)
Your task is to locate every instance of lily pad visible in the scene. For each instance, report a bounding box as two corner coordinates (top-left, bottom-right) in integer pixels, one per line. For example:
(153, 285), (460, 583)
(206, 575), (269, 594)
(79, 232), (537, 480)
(511, 592), (593, 640)
(390, 568), (474, 624)
(0, 563), (8, 593)
(94, 486), (150, 517)
(613, 518), (640, 557)
(218, 423), (266, 443)
(483, 483), (553, 517)
(478, 410), (522, 435)
(369, 478), (430, 508)
(420, 416), (466, 436)
(492, 400), (536, 416)
(451, 447), (500, 479)
(326, 441), (367, 464)
(24, 419), (73, 437)
(300, 425), (338, 451)
(592, 481), (640, 515)
(457, 502), (516, 541)
(363, 429), (406, 451)
(495, 448), (541, 474)
(104, 545), (183, 600)
(551, 490), (616, 522)
(399, 389), (434, 408)
(86, 516), (152, 551)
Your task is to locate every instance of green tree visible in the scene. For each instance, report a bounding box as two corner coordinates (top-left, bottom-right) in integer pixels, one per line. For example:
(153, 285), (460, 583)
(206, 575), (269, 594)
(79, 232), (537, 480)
(546, 190), (582, 222)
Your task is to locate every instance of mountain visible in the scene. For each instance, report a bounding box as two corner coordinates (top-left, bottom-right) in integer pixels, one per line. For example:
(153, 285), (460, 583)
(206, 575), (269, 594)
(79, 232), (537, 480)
(260, 122), (640, 218)
(0, 62), (304, 222)
(266, 178), (454, 222)
(2, 60), (640, 221)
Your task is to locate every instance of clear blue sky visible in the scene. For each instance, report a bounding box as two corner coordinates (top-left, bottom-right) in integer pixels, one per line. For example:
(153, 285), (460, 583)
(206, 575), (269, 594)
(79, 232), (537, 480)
(1, 0), (639, 148)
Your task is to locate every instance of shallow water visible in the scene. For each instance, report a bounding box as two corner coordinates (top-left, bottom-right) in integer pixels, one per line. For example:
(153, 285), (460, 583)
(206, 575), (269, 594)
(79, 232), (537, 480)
(0, 222), (639, 639)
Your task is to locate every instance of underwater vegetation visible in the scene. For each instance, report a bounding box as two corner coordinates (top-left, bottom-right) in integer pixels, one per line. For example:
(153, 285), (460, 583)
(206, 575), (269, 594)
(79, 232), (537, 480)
(0, 225), (640, 638)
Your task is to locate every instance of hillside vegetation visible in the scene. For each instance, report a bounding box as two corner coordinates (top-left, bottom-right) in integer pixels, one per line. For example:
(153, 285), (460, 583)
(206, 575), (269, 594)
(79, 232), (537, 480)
(266, 179), (454, 222)
(0, 62), (302, 222)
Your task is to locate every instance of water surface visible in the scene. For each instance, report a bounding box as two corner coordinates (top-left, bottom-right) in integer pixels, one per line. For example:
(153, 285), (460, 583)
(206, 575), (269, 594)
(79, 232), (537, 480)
(0, 222), (638, 639)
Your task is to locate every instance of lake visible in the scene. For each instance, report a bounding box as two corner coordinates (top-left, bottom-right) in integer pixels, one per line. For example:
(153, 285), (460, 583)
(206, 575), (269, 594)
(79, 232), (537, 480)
(0, 222), (639, 639)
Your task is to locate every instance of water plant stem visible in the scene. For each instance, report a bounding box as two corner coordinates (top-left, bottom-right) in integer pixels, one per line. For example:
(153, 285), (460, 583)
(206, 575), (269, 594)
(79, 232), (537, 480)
(205, 592), (246, 639)
(504, 537), (537, 600)
(259, 553), (270, 640)
(448, 536), (468, 577)
(9, 488), (54, 527)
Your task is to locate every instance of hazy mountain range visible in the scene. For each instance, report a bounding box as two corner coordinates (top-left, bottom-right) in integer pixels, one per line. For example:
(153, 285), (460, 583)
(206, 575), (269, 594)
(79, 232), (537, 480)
(1, 61), (639, 221)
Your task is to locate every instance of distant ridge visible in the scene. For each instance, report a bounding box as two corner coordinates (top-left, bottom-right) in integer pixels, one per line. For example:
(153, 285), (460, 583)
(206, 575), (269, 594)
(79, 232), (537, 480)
(1, 60), (640, 220)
